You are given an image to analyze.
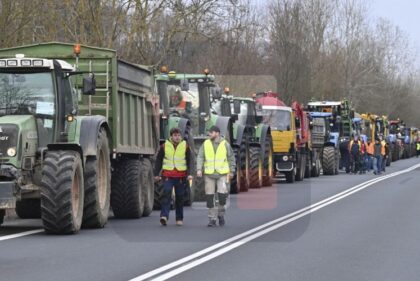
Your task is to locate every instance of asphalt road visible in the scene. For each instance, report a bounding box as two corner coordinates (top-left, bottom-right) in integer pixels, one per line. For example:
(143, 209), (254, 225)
(1, 157), (420, 281)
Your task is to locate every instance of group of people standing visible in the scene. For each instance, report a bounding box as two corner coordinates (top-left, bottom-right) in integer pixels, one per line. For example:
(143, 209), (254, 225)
(154, 126), (235, 227)
(348, 135), (389, 175)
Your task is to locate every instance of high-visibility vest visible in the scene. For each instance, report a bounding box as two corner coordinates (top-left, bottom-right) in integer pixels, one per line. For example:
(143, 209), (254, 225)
(366, 143), (374, 155)
(349, 140), (361, 152)
(417, 143), (420, 151)
(203, 139), (230, 174)
(162, 140), (187, 171)
(380, 141), (386, 156)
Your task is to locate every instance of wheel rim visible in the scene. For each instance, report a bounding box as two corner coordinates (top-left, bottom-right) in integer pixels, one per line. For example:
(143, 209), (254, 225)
(98, 148), (107, 209)
(72, 167), (81, 219)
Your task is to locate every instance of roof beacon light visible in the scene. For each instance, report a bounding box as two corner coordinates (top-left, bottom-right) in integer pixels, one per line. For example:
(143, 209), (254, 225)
(204, 68), (210, 75)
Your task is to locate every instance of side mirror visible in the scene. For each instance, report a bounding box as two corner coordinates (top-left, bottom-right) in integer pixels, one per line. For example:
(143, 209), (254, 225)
(211, 87), (222, 100)
(233, 100), (241, 114)
(255, 115), (263, 123)
(82, 75), (96, 95)
(180, 79), (189, 91)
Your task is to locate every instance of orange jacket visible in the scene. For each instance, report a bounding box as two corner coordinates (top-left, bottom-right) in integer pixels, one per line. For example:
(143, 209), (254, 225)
(366, 143), (374, 155)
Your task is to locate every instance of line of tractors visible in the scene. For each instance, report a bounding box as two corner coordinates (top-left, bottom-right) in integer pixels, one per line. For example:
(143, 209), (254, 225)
(0, 42), (418, 234)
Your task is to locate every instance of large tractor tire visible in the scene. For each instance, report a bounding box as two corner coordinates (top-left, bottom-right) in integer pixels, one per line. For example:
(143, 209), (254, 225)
(193, 176), (206, 202)
(0, 209), (4, 226)
(392, 143), (399, 162)
(322, 146), (337, 175)
(239, 145), (250, 192)
(230, 147), (242, 194)
(304, 153), (312, 179)
(262, 137), (273, 187)
(40, 151), (84, 234)
(111, 159), (144, 218)
(15, 199), (41, 219)
(82, 128), (111, 228)
(311, 154), (321, 177)
(285, 167), (295, 183)
(295, 154), (306, 181)
(249, 146), (263, 188)
(141, 158), (154, 217)
(153, 181), (163, 210)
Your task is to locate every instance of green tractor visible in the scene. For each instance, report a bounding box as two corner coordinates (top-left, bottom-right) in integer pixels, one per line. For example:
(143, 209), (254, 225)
(211, 92), (273, 193)
(156, 70), (235, 201)
(0, 43), (160, 233)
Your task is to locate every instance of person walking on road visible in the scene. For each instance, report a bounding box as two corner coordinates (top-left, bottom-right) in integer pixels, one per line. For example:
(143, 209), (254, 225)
(366, 138), (374, 172)
(197, 126), (236, 227)
(373, 138), (384, 175)
(154, 128), (194, 226)
(416, 139), (420, 158)
(349, 135), (361, 174)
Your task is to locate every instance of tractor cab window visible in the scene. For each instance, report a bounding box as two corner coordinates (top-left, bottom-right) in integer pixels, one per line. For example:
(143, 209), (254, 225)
(167, 82), (199, 133)
(0, 71), (56, 145)
(261, 109), (291, 131)
(0, 72), (55, 116)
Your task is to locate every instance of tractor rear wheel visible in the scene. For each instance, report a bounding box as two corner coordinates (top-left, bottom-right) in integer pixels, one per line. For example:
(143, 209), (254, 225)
(82, 128), (111, 228)
(322, 146), (336, 175)
(262, 137), (273, 187)
(249, 146), (263, 188)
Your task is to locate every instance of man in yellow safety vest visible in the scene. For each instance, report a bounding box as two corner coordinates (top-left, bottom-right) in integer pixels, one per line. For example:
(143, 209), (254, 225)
(154, 127), (194, 226)
(197, 126), (236, 227)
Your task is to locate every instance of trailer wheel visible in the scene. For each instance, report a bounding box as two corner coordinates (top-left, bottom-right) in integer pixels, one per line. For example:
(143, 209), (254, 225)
(41, 151), (84, 234)
(111, 159), (144, 218)
(16, 199), (41, 219)
(262, 137), (273, 187)
(82, 128), (111, 228)
(249, 146), (262, 188)
(322, 146), (336, 175)
(141, 158), (154, 217)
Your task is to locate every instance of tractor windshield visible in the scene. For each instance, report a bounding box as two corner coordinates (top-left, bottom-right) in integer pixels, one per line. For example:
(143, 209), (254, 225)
(261, 109), (291, 131)
(0, 72), (55, 117)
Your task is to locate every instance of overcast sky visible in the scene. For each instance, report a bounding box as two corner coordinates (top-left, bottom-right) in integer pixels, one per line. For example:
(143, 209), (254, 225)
(371, 0), (420, 52)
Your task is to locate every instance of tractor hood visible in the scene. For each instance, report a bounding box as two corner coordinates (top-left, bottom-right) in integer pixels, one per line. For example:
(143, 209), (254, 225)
(0, 115), (37, 168)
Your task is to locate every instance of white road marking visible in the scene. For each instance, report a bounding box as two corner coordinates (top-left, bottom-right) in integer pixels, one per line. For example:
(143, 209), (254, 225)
(0, 229), (44, 241)
(130, 163), (420, 281)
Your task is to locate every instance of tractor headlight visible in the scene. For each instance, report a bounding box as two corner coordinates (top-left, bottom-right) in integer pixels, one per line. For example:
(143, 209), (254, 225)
(7, 147), (17, 157)
(282, 155), (289, 161)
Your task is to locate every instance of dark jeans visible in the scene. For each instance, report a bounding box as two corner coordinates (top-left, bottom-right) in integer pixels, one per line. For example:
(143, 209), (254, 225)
(160, 177), (186, 221)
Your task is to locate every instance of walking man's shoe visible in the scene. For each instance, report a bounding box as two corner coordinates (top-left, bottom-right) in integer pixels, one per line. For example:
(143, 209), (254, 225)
(176, 220), (183, 226)
(160, 217), (167, 226)
(218, 216), (225, 226)
(207, 219), (217, 227)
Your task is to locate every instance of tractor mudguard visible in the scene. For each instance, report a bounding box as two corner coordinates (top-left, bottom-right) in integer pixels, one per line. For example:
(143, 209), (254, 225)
(234, 124), (247, 146)
(47, 116), (111, 163)
(259, 125), (271, 155)
(215, 116), (233, 143)
(79, 116), (111, 157)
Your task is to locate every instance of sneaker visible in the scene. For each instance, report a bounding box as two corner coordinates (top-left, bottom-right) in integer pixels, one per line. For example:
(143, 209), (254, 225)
(176, 220), (183, 226)
(207, 219), (217, 227)
(218, 216), (225, 226)
(160, 217), (167, 226)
